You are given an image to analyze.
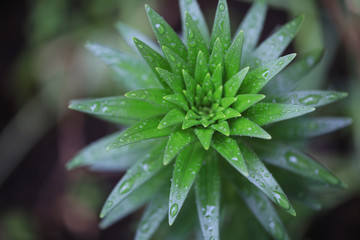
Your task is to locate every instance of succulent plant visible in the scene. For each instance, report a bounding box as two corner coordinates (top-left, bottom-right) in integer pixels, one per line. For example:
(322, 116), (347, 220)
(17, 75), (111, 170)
(67, 0), (352, 239)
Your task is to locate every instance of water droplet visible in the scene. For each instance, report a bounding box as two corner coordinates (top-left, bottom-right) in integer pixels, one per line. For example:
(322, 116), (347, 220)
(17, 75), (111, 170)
(138, 44), (144, 49)
(299, 94), (321, 105)
(256, 179), (265, 188)
(262, 70), (270, 79)
(188, 29), (194, 39)
(170, 203), (179, 217)
(118, 179), (135, 195)
(269, 220), (284, 240)
(326, 93), (338, 100)
(218, 19), (224, 32)
(106, 201), (114, 209)
(155, 23), (165, 35)
(219, 3), (225, 11)
(285, 151), (310, 170)
(189, 40), (197, 47)
(277, 60), (284, 66)
(273, 191), (290, 210)
(231, 157), (238, 161)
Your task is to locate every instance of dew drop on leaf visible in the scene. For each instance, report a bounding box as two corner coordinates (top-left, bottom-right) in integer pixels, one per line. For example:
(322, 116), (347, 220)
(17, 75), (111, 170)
(118, 178), (135, 195)
(273, 191), (290, 210)
(299, 94), (321, 105)
(285, 151), (310, 170)
(219, 3), (225, 11)
(170, 203), (179, 217)
(155, 23), (165, 35)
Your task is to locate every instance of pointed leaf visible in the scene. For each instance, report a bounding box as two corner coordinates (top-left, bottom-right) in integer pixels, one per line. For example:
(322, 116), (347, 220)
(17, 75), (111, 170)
(252, 141), (345, 188)
(195, 51), (209, 84)
(195, 155), (220, 240)
(210, 121), (230, 136)
(125, 88), (176, 109)
(100, 140), (167, 217)
(243, 102), (315, 126)
(100, 168), (170, 228)
(236, 0), (267, 62)
(234, 177), (290, 240)
(224, 67), (249, 97)
(180, 0), (210, 46)
(169, 143), (205, 225)
(237, 141), (296, 216)
(185, 12), (209, 71)
(115, 22), (161, 53)
(220, 97), (236, 108)
(222, 108), (241, 120)
(225, 31), (244, 79)
(239, 53), (296, 94)
(268, 117), (352, 140)
(86, 43), (160, 90)
(212, 64), (223, 89)
(248, 15), (304, 68)
(158, 108), (186, 129)
(162, 46), (190, 75)
(164, 127), (196, 165)
(232, 94), (265, 113)
(164, 94), (190, 111)
(211, 0), (231, 54)
(135, 188), (168, 240)
(146, 5), (187, 60)
(270, 90), (348, 108)
(182, 118), (201, 129)
(194, 128), (215, 150)
(209, 39), (223, 74)
(134, 38), (171, 89)
(67, 133), (162, 171)
(69, 97), (168, 121)
(107, 116), (172, 149)
(263, 49), (324, 95)
(229, 118), (271, 139)
(211, 134), (248, 176)
(157, 68), (185, 94)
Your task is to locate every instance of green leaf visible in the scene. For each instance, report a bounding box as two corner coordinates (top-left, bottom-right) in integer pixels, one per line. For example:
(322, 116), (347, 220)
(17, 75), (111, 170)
(225, 31), (244, 79)
(262, 49), (324, 95)
(232, 94), (265, 113)
(125, 88), (176, 109)
(69, 97), (168, 121)
(100, 140), (167, 217)
(234, 178), (290, 240)
(243, 102), (315, 126)
(182, 70), (196, 106)
(210, 121), (230, 136)
(224, 67), (249, 97)
(135, 188), (168, 240)
(169, 143), (205, 225)
(239, 53), (296, 94)
(220, 97), (236, 108)
(248, 15), (304, 68)
(100, 168), (170, 228)
(237, 141), (296, 216)
(115, 22), (161, 54)
(134, 37), (171, 89)
(252, 141), (345, 188)
(211, 134), (248, 177)
(268, 117), (352, 140)
(157, 68), (185, 95)
(195, 155), (220, 240)
(107, 116), (172, 149)
(180, 0), (210, 47)
(195, 51), (210, 84)
(162, 46), (190, 75)
(211, 0), (231, 54)
(212, 64), (223, 89)
(158, 108), (186, 129)
(67, 133), (162, 171)
(145, 5), (187, 60)
(229, 117), (271, 139)
(209, 39), (223, 74)
(164, 127), (196, 165)
(185, 12), (209, 72)
(269, 90), (348, 108)
(236, 0), (267, 63)
(222, 108), (241, 120)
(164, 94), (190, 111)
(86, 43), (160, 90)
(194, 128), (215, 150)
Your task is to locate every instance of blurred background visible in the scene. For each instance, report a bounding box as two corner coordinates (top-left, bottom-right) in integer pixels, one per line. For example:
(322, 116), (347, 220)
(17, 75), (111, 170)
(0, 0), (359, 239)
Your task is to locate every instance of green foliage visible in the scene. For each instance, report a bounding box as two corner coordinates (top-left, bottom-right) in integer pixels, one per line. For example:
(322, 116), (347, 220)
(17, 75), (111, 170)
(68, 0), (350, 239)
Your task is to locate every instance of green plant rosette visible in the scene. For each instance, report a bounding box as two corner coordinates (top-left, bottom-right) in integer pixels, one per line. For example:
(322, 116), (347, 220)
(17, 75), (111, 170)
(67, 0), (351, 239)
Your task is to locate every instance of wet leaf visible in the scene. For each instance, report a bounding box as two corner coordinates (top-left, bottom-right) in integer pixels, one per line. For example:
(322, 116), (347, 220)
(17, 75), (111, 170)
(195, 155), (220, 240)
(195, 51), (210, 84)
(229, 117), (271, 139)
(232, 94), (265, 113)
(209, 39), (224, 74)
(211, 134), (248, 177)
(268, 117), (352, 140)
(86, 43), (160, 90)
(164, 94), (190, 111)
(211, 0), (231, 54)
(243, 102), (315, 126)
(169, 143), (205, 225)
(239, 53), (296, 94)
(210, 121), (230, 136)
(158, 108), (186, 129)
(164, 127), (196, 165)
(100, 140), (167, 217)
(107, 116), (172, 149)
(125, 88), (176, 109)
(225, 31), (244, 79)
(146, 5), (187, 60)
(194, 128), (215, 150)
(157, 68), (185, 94)
(162, 46), (190, 76)
(224, 67), (249, 97)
